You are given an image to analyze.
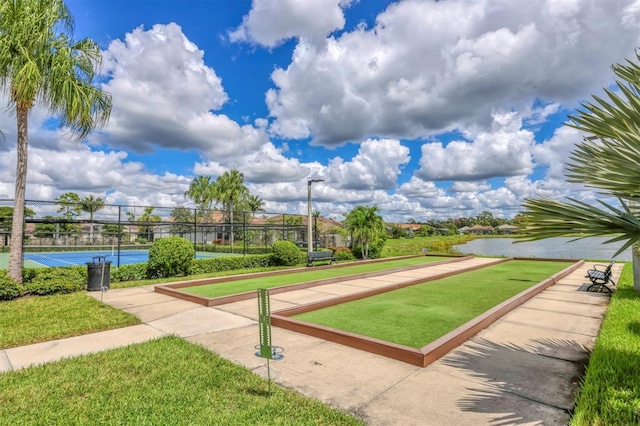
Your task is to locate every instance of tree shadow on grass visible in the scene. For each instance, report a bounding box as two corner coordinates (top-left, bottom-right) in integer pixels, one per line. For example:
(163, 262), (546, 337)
(628, 321), (640, 337)
(441, 337), (590, 426)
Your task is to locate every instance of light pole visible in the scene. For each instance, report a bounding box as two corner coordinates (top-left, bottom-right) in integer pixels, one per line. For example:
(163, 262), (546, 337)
(307, 179), (324, 253)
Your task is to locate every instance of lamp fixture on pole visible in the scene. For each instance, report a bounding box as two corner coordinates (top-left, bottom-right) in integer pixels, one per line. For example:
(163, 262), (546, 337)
(307, 179), (324, 253)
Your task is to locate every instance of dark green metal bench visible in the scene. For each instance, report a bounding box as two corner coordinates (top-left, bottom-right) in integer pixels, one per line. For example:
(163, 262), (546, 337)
(586, 260), (616, 294)
(306, 250), (337, 267)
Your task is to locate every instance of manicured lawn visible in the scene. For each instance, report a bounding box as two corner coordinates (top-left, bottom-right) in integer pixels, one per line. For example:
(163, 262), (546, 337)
(381, 235), (474, 257)
(571, 263), (640, 425)
(294, 260), (572, 348)
(0, 293), (141, 349)
(182, 256), (451, 298)
(0, 336), (362, 425)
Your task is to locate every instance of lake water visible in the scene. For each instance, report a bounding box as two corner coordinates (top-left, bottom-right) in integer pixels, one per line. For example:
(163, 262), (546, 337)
(454, 237), (632, 261)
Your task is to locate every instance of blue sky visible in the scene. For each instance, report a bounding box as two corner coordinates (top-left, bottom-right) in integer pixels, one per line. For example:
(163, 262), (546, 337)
(1, 0), (639, 222)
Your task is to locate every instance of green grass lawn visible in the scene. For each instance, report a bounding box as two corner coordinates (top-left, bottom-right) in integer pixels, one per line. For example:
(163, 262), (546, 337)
(571, 263), (640, 425)
(181, 256), (451, 298)
(0, 336), (362, 426)
(381, 235), (474, 257)
(0, 293), (141, 349)
(294, 260), (572, 348)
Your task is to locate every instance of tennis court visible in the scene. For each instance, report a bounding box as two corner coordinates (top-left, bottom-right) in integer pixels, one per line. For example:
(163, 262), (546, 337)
(1, 250), (240, 268)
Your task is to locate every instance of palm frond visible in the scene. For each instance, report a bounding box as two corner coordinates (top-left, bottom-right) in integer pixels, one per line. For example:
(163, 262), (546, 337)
(518, 197), (640, 257)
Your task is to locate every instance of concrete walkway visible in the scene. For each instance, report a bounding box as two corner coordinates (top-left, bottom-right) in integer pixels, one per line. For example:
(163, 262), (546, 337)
(0, 258), (622, 425)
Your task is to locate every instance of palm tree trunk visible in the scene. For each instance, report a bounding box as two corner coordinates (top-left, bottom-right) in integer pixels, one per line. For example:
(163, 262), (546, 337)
(8, 106), (29, 283)
(229, 202), (234, 249)
(89, 211), (94, 244)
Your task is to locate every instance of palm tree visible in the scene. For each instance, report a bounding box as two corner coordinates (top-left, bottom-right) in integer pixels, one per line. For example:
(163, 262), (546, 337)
(137, 206), (161, 242)
(1, 0), (112, 282)
(344, 205), (386, 259)
(80, 195), (105, 243)
(214, 170), (248, 248)
(247, 194), (265, 217)
(184, 175), (216, 222)
(519, 52), (640, 290)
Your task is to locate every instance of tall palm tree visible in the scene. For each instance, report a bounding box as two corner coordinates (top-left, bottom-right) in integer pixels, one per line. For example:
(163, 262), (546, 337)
(80, 195), (104, 243)
(138, 206), (161, 242)
(344, 205), (386, 259)
(184, 175), (216, 222)
(214, 170), (248, 248)
(247, 194), (265, 217)
(519, 52), (640, 290)
(1, 0), (112, 282)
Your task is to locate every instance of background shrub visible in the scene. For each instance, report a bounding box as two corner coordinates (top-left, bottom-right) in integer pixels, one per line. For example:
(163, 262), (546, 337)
(24, 267), (85, 296)
(111, 263), (147, 282)
(188, 254), (274, 275)
(0, 272), (22, 300)
(331, 247), (356, 262)
(272, 241), (304, 266)
(352, 239), (385, 260)
(147, 237), (195, 278)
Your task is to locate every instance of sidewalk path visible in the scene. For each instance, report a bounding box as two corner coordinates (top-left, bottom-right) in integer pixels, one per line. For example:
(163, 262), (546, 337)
(0, 258), (622, 426)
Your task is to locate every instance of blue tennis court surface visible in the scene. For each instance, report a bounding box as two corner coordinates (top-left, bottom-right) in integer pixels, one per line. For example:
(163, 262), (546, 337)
(24, 250), (235, 267)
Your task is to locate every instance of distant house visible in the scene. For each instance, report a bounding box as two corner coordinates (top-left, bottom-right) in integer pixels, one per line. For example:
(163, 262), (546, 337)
(398, 223), (422, 232)
(466, 224), (494, 235)
(458, 226), (470, 234)
(495, 224), (520, 234)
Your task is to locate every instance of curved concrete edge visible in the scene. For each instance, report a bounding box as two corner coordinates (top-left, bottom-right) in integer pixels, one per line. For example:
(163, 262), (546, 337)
(154, 255), (475, 307)
(271, 259), (583, 367)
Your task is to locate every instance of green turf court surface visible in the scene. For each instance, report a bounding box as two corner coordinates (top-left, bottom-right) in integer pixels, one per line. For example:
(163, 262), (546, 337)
(293, 260), (573, 349)
(181, 256), (452, 298)
(0, 253), (41, 269)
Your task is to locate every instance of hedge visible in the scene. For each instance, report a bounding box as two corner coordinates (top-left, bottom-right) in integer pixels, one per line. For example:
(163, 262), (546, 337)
(188, 254), (274, 275)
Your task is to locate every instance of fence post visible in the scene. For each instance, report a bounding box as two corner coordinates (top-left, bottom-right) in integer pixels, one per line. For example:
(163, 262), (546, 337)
(117, 205), (122, 267)
(193, 207), (198, 258)
(243, 211), (247, 256)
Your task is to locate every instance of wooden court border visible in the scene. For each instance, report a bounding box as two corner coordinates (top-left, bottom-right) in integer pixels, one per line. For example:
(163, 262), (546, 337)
(154, 254), (473, 307)
(271, 258), (585, 367)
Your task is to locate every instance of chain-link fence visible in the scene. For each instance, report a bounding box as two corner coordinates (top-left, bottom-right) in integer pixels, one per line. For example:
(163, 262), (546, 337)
(0, 199), (344, 268)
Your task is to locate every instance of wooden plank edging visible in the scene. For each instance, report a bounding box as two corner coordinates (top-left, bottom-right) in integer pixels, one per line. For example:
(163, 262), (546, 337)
(272, 259), (584, 367)
(154, 255), (474, 306)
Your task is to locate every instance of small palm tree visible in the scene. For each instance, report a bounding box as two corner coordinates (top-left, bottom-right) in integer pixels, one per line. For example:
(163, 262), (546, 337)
(344, 205), (386, 259)
(1, 0), (112, 282)
(520, 52), (640, 289)
(214, 170), (248, 248)
(138, 206), (161, 242)
(81, 195), (105, 243)
(247, 194), (265, 217)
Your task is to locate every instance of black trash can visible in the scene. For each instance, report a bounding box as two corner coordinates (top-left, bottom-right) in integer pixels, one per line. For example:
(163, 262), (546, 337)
(86, 256), (111, 291)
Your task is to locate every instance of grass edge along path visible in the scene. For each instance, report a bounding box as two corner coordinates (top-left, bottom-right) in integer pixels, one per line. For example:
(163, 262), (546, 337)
(179, 256), (453, 299)
(0, 293), (141, 350)
(0, 336), (363, 425)
(570, 263), (640, 425)
(293, 260), (573, 349)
